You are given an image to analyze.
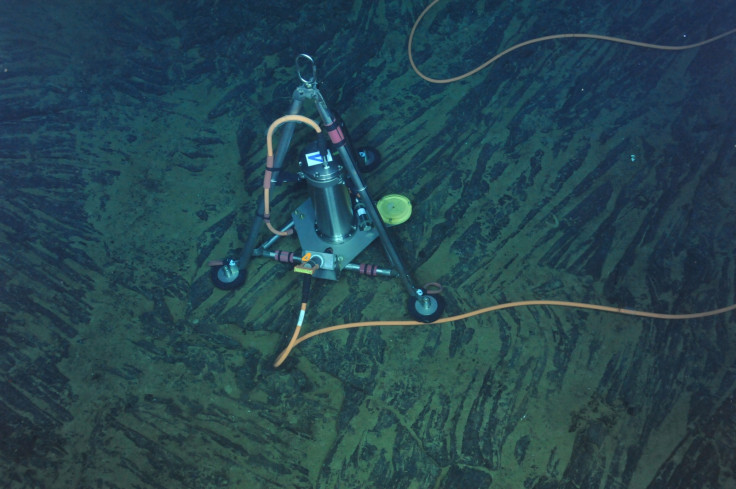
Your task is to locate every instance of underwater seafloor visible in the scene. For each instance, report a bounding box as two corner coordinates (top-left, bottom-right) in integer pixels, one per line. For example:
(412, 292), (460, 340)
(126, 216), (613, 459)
(2, 0), (736, 488)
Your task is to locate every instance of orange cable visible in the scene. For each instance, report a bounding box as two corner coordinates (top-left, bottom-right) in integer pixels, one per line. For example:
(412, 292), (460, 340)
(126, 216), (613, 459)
(274, 300), (736, 366)
(274, 302), (308, 368)
(408, 0), (736, 84)
(263, 115), (322, 236)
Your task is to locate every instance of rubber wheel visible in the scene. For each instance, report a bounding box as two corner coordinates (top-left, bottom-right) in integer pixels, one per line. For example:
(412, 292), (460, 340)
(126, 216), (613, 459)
(408, 293), (445, 323)
(210, 264), (246, 290)
(356, 147), (381, 173)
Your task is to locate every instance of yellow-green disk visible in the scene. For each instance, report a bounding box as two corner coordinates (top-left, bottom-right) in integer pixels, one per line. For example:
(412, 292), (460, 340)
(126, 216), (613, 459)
(377, 194), (412, 225)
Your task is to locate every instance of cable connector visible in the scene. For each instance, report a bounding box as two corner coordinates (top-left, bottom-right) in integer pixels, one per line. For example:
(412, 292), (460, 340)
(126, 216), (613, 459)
(294, 251), (322, 275)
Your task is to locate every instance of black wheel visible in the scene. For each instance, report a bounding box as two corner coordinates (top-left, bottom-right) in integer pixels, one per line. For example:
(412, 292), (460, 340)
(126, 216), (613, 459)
(210, 262), (246, 290)
(408, 292), (445, 323)
(356, 147), (381, 173)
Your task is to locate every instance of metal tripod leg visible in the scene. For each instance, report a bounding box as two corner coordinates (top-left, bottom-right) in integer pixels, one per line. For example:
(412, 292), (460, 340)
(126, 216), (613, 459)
(237, 97), (303, 270)
(311, 101), (445, 322)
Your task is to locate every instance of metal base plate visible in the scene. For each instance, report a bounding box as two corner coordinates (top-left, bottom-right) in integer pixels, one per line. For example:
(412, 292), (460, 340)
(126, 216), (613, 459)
(292, 199), (379, 280)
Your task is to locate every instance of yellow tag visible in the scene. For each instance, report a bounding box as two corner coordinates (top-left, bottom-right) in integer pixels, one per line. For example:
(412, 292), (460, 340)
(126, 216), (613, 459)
(294, 265), (314, 275)
(302, 252), (312, 262)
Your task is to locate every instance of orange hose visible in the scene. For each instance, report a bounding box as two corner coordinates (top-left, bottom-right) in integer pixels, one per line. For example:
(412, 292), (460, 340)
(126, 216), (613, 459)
(274, 302), (308, 368)
(408, 0), (736, 84)
(263, 115), (322, 236)
(274, 299), (736, 366)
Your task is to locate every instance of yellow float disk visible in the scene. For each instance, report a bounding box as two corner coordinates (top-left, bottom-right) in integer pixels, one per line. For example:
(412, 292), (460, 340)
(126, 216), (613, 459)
(377, 194), (412, 225)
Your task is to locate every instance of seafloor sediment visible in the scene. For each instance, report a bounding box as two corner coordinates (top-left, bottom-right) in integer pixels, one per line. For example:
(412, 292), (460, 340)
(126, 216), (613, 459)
(1, 0), (735, 487)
